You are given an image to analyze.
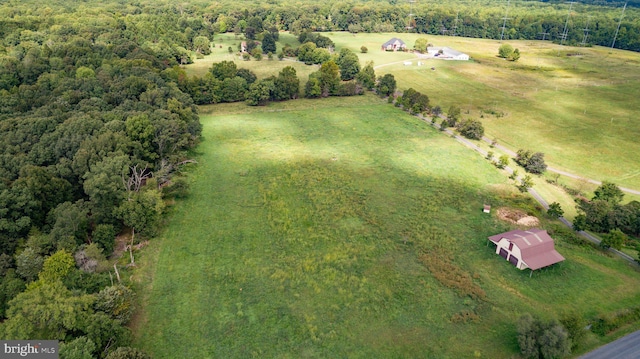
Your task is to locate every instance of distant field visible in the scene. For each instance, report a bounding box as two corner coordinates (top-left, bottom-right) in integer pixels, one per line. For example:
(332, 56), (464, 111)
(328, 33), (640, 191)
(134, 96), (640, 358)
(184, 32), (317, 81)
(184, 32), (640, 191)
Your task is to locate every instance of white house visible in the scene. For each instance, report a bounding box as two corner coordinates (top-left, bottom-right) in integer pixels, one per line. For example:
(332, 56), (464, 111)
(488, 229), (565, 273)
(427, 46), (469, 61)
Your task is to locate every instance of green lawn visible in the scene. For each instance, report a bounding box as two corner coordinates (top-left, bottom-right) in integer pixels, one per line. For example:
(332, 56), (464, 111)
(134, 96), (640, 358)
(327, 32), (640, 191)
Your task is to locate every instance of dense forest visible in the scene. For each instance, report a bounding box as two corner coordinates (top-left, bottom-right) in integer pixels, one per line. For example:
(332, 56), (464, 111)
(0, 0), (639, 357)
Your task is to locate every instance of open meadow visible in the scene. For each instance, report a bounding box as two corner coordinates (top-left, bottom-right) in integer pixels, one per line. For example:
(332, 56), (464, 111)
(134, 96), (640, 358)
(188, 32), (640, 191)
(327, 32), (640, 191)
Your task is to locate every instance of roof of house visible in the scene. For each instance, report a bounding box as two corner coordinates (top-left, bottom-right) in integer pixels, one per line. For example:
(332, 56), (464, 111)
(488, 229), (565, 270)
(382, 38), (406, 47)
(443, 47), (466, 57)
(428, 47), (467, 57)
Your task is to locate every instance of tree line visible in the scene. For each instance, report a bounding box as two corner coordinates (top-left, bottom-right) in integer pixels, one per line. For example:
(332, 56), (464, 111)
(0, 1), (203, 357)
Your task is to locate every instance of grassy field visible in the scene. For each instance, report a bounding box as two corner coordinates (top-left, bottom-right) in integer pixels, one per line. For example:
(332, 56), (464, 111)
(133, 95), (640, 358)
(184, 32), (318, 81)
(184, 32), (640, 192)
(327, 32), (640, 191)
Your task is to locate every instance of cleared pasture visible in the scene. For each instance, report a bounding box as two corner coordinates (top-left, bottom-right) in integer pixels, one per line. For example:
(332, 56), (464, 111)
(328, 33), (640, 190)
(134, 96), (640, 358)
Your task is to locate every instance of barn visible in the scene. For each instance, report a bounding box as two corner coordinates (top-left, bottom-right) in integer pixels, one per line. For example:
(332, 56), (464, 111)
(488, 229), (565, 275)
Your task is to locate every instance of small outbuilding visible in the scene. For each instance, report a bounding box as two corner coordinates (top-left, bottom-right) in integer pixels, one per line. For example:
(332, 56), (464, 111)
(483, 204), (491, 214)
(427, 46), (469, 60)
(382, 38), (407, 51)
(488, 229), (564, 275)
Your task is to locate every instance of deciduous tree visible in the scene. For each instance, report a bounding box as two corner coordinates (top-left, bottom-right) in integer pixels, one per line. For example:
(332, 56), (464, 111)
(39, 250), (75, 283)
(336, 48), (361, 81)
(548, 202), (564, 218)
(376, 73), (396, 97)
(517, 314), (571, 359)
(457, 119), (485, 140)
(356, 61), (376, 90)
(593, 181), (624, 205)
(414, 37), (429, 53)
(246, 79), (275, 106)
(600, 228), (626, 250)
(261, 32), (276, 54)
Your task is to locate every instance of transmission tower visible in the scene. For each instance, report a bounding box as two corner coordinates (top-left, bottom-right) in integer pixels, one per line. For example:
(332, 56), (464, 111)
(500, 0), (511, 41)
(581, 16), (591, 47)
(611, 1), (628, 49)
(539, 31), (550, 41)
(452, 11), (460, 37)
(440, 24), (448, 36)
(560, 2), (576, 46)
(406, 0), (416, 30)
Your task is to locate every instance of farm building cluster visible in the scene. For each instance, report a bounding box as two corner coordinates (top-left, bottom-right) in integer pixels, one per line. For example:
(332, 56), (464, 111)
(381, 38), (469, 61)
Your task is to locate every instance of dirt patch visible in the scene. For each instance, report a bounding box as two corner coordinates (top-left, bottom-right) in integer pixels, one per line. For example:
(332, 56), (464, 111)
(112, 228), (131, 259)
(497, 207), (540, 227)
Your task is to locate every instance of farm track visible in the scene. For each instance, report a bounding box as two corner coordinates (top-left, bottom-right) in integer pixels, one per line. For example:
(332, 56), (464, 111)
(480, 137), (640, 196)
(384, 53), (640, 196)
(415, 112), (639, 266)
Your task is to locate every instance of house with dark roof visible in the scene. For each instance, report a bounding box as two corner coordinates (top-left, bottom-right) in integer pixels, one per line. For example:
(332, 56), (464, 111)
(382, 38), (407, 51)
(488, 229), (565, 274)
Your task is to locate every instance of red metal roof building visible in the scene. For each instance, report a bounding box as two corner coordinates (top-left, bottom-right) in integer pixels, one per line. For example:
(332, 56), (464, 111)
(488, 229), (565, 273)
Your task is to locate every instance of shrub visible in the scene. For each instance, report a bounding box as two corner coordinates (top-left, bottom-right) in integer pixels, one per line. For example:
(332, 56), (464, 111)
(516, 149), (547, 174)
(458, 119), (485, 140)
(517, 314), (570, 359)
(499, 43), (514, 58)
(360, 45), (368, 53)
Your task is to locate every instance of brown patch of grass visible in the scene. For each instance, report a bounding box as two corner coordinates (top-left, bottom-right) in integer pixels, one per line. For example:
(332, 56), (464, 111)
(451, 310), (481, 323)
(419, 251), (486, 301)
(496, 207), (540, 226)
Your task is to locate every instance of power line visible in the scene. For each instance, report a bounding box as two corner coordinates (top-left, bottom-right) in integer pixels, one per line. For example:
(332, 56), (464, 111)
(611, 1), (627, 49)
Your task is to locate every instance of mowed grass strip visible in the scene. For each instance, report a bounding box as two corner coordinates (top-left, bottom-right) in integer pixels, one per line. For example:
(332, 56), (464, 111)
(134, 96), (640, 358)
